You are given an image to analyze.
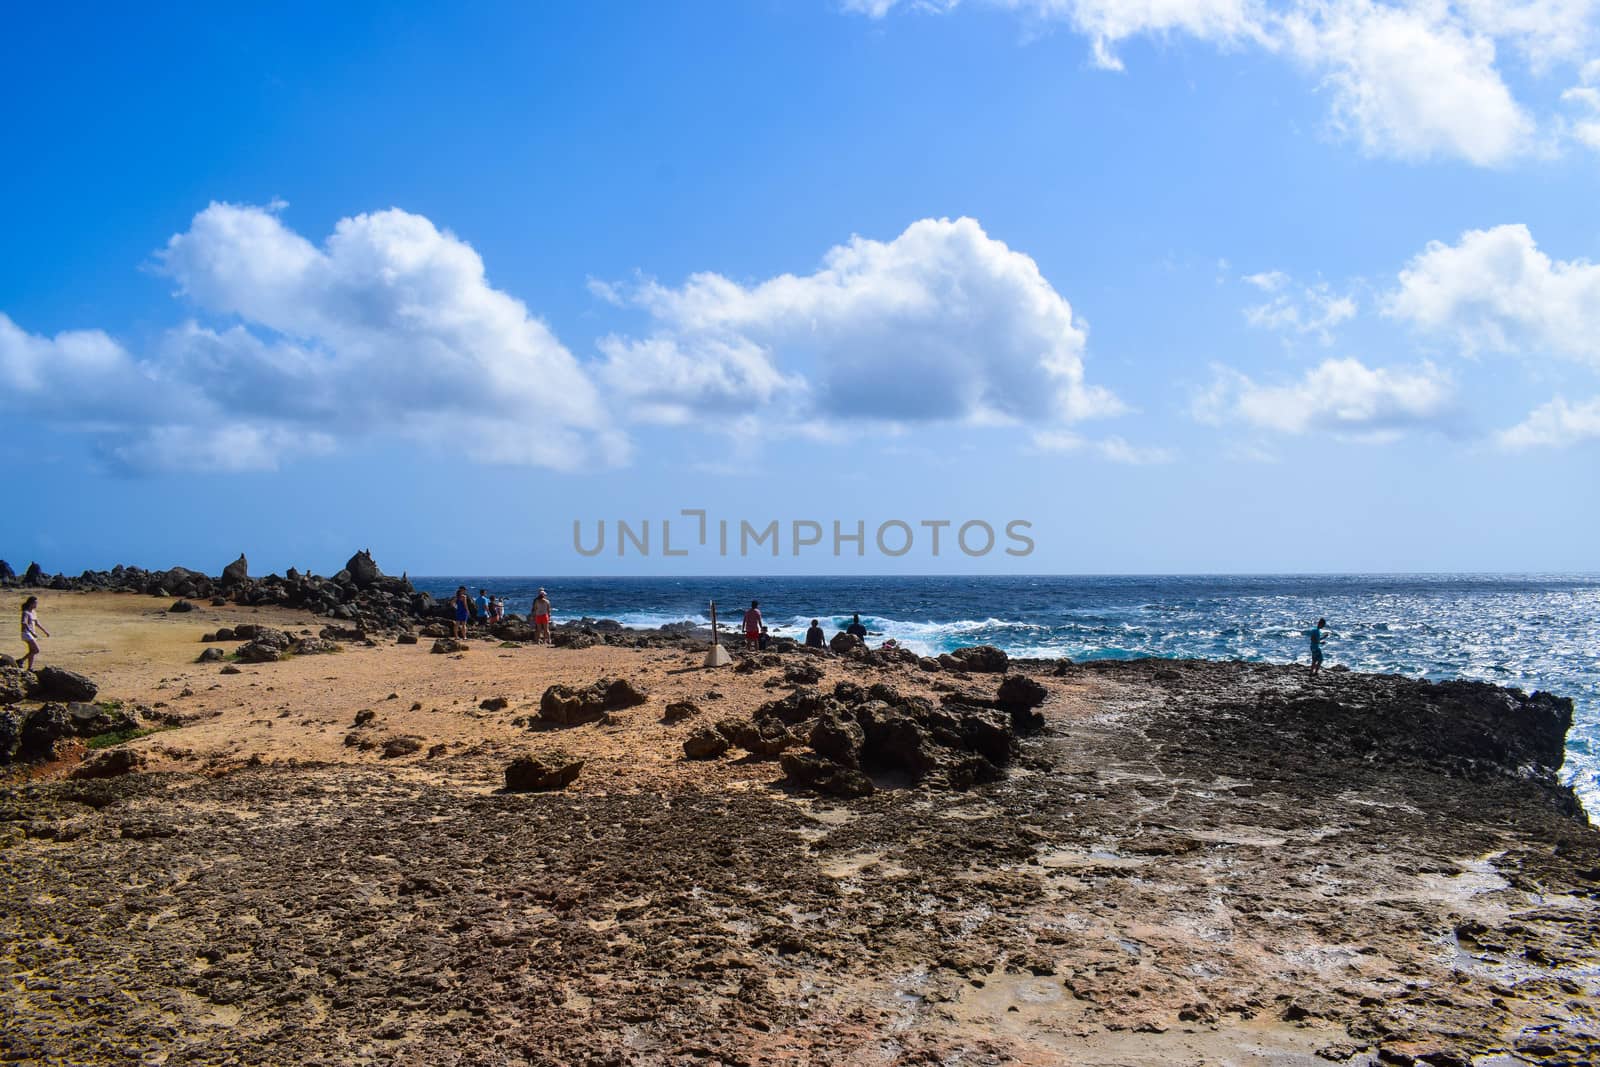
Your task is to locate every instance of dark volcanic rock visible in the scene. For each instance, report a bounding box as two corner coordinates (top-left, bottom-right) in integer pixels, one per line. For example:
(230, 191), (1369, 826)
(0, 709), (21, 762)
(829, 632), (863, 655)
(480, 697), (510, 712)
(809, 712), (865, 768)
(938, 645), (1009, 673)
(291, 638), (339, 656)
(381, 737), (423, 759)
(30, 667), (99, 702)
(504, 752), (584, 791)
(683, 725), (731, 760)
(235, 641), (281, 664)
(345, 549), (383, 589)
(538, 679), (649, 725)
(779, 751), (875, 797)
(70, 748), (147, 779)
(196, 648), (225, 664)
(221, 553), (250, 587)
(168, 599), (195, 613)
(1, 667), (33, 705)
(430, 638), (468, 655)
(19, 705), (75, 760)
(662, 701), (700, 723)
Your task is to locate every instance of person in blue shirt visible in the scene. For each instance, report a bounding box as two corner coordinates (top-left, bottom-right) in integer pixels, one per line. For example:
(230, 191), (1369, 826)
(477, 589), (490, 624)
(1306, 617), (1330, 676)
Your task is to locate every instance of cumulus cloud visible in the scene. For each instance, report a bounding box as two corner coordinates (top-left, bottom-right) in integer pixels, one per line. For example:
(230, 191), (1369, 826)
(1386, 223), (1600, 365)
(2, 202), (626, 472)
(1194, 357), (1454, 436)
(1497, 393), (1600, 447)
(596, 216), (1123, 430)
(848, 0), (1598, 165)
(1242, 270), (1357, 342)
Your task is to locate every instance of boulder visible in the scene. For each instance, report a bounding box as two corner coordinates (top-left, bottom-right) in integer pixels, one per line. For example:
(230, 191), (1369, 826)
(504, 752), (584, 791)
(0, 709), (21, 763)
(829, 632), (863, 655)
(810, 713), (865, 768)
(291, 638), (339, 656)
(996, 674), (1049, 732)
(1, 666), (33, 705)
(71, 748), (147, 779)
(0, 560), (13, 581)
(169, 599), (195, 613)
(480, 697), (510, 712)
(221, 554), (250, 587)
(785, 661), (825, 686)
(23, 562), (44, 585)
(196, 648), (225, 663)
(213, 627), (237, 642)
(345, 549), (383, 588)
(235, 641), (281, 664)
(779, 751), (875, 797)
(353, 709), (376, 727)
(537, 678), (649, 725)
(938, 645), (1009, 674)
(396, 633), (419, 645)
(683, 725), (731, 760)
(380, 737), (423, 759)
(662, 700), (700, 723)
(430, 638), (468, 655)
(730, 716), (799, 759)
(31, 667), (99, 702)
(19, 705), (75, 760)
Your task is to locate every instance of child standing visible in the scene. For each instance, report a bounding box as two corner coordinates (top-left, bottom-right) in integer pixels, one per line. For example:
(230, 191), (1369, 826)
(19, 596), (49, 671)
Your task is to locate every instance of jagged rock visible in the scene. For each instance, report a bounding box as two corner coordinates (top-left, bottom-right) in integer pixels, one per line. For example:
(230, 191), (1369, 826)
(504, 752), (583, 791)
(829, 632), (862, 655)
(196, 648), (225, 663)
(23, 562), (43, 585)
(396, 633), (419, 645)
(480, 697), (509, 712)
(0, 560), (13, 581)
(235, 641), (281, 664)
(213, 627), (237, 642)
(345, 550), (383, 589)
(380, 737), (423, 759)
(492, 622), (537, 643)
(810, 713), (865, 767)
(662, 700), (700, 723)
(234, 626), (289, 649)
(430, 638), (468, 655)
(0, 709), (21, 762)
(291, 638), (339, 656)
(537, 678), (649, 725)
(353, 709), (376, 727)
(938, 645), (1009, 673)
(221, 554), (250, 587)
(19, 705), (75, 760)
(1, 667), (33, 705)
(785, 661), (825, 686)
(756, 688), (828, 726)
(919, 657), (942, 672)
(683, 725), (730, 759)
(996, 674), (1047, 713)
(730, 717), (799, 759)
(71, 748), (147, 779)
(30, 667), (99, 702)
(779, 751), (875, 797)
(168, 599), (195, 613)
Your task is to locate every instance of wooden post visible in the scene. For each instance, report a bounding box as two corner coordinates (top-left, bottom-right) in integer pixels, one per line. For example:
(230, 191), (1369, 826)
(704, 599), (731, 667)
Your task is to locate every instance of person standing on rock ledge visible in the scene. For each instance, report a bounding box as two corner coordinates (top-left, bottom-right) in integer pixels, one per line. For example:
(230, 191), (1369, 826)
(532, 588), (553, 645)
(1306, 617), (1330, 676)
(18, 595), (49, 671)
(743, 601), (763, 650)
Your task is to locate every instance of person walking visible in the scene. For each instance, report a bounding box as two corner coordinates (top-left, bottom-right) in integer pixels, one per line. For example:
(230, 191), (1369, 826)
(453, 587), (471, 640)
(18, 595), (49, 671)
(1306, 617), (1330, 676)
(531, 588), (553, 645)
(742, 600), (763, 650)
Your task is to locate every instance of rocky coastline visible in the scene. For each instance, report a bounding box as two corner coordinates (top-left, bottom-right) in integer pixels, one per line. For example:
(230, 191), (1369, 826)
(0, 567), (1596, 1064)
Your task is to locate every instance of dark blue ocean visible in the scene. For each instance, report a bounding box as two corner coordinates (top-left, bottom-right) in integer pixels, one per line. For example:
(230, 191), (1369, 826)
(418, 574), (1600, 816)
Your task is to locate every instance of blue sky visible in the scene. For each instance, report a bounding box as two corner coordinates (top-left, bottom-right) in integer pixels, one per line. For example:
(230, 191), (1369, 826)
(2, 1), (1598, 576)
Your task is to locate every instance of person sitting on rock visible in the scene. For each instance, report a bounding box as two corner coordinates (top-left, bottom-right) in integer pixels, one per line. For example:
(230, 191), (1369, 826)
(453, 587), (470, 639)
(847, 613), (868, 642)
(758, 624), (771, 651)
(18, 595), (49, 671)
(805, 618), (826, 649)
(743, 601), (763, 650)
(532, 588), (553, 645)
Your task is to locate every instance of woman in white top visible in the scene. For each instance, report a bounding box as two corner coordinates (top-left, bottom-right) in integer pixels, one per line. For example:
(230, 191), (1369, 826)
(19, 595), (49, 671)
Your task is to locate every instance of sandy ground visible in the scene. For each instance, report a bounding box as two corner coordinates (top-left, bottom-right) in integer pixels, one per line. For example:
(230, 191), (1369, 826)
(3, 591), (1598, 1066)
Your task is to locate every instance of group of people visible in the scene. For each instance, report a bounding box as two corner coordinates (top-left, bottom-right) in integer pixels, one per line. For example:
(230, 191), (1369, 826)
(449, 586), (554, 645)
(740, 601), (871, 651)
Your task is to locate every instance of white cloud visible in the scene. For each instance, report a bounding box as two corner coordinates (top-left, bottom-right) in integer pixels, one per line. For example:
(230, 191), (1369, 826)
(1386, 223), (1600, 366)
(1195, 357), (1454, 435)
(596, 216), (1123, 429)
(848, 0), (1597, 165)
(1497, 393), (1600, 446)
(1031, 429), (1177, 462)
(3, 202), (627, 472)
(1242, 271), (1357, 341)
